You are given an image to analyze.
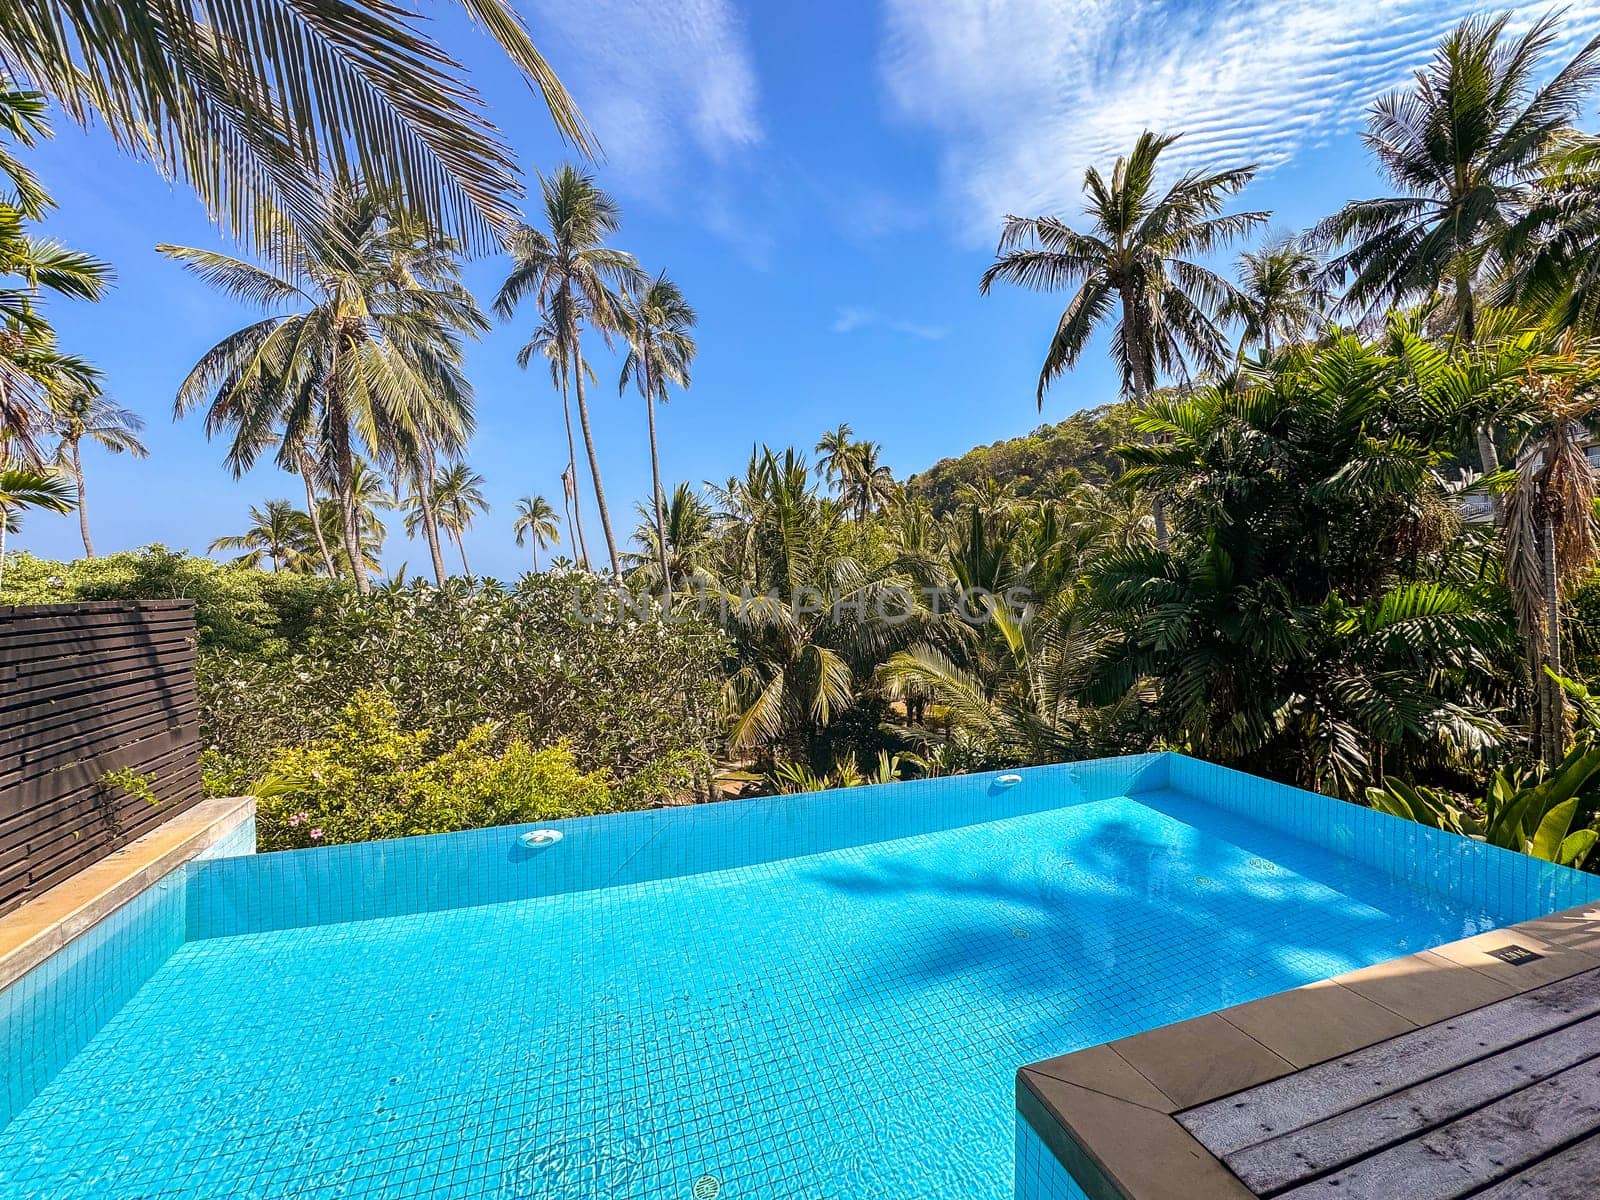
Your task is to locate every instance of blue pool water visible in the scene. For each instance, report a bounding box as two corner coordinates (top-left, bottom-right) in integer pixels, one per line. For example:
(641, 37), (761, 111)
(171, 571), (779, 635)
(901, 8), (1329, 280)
(3, 755), (1598, 1199)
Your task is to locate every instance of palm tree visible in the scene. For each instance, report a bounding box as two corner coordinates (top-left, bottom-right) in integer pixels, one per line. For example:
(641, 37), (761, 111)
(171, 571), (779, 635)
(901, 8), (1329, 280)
(1220, 234), (1327, 355)
(165, 189), (483, 594)
(1316, 14), (1600, 340)
(0, 88), (112, 463)
(1504, 135), (1600, 334)
(980, 130), (1265, 548)
(0, 460), (73, 589)
(628, 481), (714, 592)
(815, 423), (855, 493)
(0, 1), (593, 252)
(837, 440), (897, 522)
(49, 386), (147, 556)
(619, 272), (697, 600)
(495, 166), (643, 577)
(209, 499), (312, 572)
(425, 461), (489, 576)
(512, 494), (560, 571)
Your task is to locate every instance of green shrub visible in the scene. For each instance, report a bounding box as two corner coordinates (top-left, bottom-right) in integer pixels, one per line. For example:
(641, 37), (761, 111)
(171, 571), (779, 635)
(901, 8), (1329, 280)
(254, 691), (614, 851)
(0, 546), (344, 656)
(202, 574), (727, 807)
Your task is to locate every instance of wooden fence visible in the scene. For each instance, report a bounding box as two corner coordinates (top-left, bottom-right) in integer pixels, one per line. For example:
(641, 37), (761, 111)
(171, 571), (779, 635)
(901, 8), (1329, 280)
(0, 600), (201, 916)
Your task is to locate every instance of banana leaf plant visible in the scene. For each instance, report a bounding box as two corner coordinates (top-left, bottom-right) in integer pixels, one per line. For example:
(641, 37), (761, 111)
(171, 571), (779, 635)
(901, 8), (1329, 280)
(1366, 673), (1600, 868)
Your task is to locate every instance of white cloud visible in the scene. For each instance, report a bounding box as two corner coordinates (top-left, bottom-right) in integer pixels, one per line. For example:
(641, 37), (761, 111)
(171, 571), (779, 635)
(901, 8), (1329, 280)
(879, 0), (1600, 240)
(528, 0), (761, 181)
(831, 306), (948, 340)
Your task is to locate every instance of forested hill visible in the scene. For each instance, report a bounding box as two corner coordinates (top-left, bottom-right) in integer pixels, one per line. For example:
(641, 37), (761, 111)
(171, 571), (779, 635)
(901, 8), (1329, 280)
(906, 402), (1138, 515)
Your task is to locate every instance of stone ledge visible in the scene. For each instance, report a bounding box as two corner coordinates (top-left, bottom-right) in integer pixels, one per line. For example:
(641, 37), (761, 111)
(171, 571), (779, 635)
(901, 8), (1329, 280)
(0, 795), (254, 992)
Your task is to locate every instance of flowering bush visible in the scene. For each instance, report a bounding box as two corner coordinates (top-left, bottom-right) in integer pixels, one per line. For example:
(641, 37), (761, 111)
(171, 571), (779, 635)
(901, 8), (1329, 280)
(254, 691), (614, 851)
(201, 574), (727, 807)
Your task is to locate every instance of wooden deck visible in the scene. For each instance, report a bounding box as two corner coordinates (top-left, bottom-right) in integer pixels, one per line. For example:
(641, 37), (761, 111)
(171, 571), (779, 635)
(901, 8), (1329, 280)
(1179, 966), (1600, 1199)
(1018, 908), (1600, 1200)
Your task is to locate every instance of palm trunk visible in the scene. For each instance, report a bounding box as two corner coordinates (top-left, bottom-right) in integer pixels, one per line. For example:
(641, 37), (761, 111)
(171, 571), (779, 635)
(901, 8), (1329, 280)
(417, 445), (448, 585)
(71, 441), (93, 557)
(0, 512), (8, 592)
(643, 352), (671, 604)
(560, 483), (576, 567)
(327, 408), (370, 595)
(1475, 425), (1504, 525)
(1458, 274), (1477, 343)
(1128, 344), (1169, 552)
(559, 376), (589, 569)
(297, 448), (338, 578)
(453, 530), (471, 577)
(569, 320), (621, 576)
(1542, 511), (1564, 765)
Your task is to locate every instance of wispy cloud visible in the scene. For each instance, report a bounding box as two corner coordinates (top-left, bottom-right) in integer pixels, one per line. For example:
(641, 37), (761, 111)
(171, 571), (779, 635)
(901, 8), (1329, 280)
(527, 0), (761, 183)
(831, 305), (949, 340)
(880, 1), (1600, 240)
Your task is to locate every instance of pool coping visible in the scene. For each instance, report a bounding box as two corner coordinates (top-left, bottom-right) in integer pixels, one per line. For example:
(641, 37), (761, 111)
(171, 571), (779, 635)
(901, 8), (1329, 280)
(1017, 900), (1600, 1200)
(0, 795), (254, 993)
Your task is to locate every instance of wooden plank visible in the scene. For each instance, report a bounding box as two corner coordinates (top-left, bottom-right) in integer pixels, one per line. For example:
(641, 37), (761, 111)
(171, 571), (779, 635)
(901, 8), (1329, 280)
(0, 660), (194, 714)
(13, 720), (200, 786)
(0, 679), (197, 748)
(1279, 1058), (1600, 1200)
(1179, 968), (1600, 1157)
(11, 642), (194, 687)
(0, 761), (198, 845)
(0, 600), (192, 628)
(0, 600), (201, 913)
(0, 599), (193, 618)
(6, 722), (196, 795)
(1, 617), (195, 655)
(0, 768), (200, 864)
(6, 700), (199, 769)
(1472, 1132), (1600, 1200)
(3, 764), (202, 887)
(1226, 1015), (1600, 1193)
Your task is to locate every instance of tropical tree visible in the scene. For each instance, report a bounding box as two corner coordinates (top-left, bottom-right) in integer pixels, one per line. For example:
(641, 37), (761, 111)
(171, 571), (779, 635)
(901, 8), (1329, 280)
(0, 0), (592, 251)
(980, 130), (1265, 548)
(512, 494), (560, 572)
(837, 440), (898, 522)
(0, 87), (111, 462)
(424, 461), (489, 577)
(1316, 13), (1600, 341)
(619, 271), (696, 599)
(0, 460), (72, 588)
(49, 386), (147, 556)
(1220, 234), (1327, 354)
(1497, 330), (1600, 762)
(209, 499), (313, 572)
(165, 188), (483, 594)
(496, 166), (642, 577)
(1086, 334), (1517, 793)
(815, 423), (855, 492)
(628, 482), (715, 592)
(1503, 134), (1600, 334)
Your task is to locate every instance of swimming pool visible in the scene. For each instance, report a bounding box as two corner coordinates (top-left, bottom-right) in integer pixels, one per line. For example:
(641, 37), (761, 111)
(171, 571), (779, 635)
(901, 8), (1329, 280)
(4, 753), (1598, 1199)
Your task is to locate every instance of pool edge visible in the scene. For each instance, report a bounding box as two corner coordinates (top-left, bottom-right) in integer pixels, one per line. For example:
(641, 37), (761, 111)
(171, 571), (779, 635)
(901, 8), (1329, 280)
(0, 795), (255, 993)
(1014, 901), (1600, 1200)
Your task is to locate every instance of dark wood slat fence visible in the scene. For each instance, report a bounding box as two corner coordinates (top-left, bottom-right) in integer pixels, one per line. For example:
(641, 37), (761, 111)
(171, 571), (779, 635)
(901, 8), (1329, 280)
(0, 600), (201, 916)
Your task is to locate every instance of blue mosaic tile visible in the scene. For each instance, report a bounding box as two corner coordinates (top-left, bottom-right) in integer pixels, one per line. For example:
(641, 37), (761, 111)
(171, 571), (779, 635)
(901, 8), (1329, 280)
(2, 753), (1597, 1199)
(1015, 1116), (1089, 1200)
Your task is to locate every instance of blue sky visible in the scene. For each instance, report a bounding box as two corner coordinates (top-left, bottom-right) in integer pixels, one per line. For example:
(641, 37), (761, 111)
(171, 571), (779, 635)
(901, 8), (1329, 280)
(15, 0), (1600, 579)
